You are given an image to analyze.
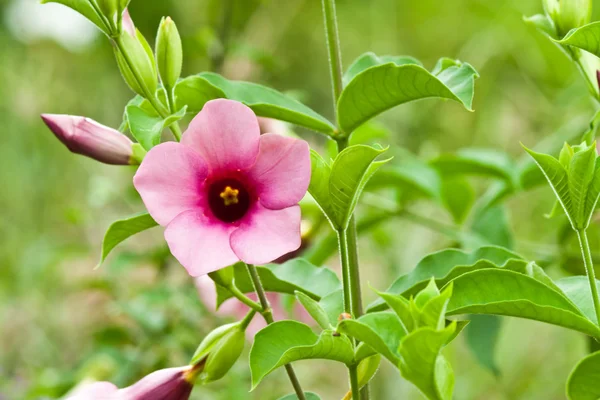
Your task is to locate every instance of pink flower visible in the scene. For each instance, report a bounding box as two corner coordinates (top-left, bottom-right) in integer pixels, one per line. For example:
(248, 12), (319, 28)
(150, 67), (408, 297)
(67, 367), (196, 400)
(134, 99), (310, 276)
(195, 275), (313, 339)
(41, 114), (135, 165)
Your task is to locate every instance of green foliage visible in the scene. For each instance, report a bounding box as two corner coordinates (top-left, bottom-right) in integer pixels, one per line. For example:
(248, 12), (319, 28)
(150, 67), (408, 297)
(215, 259), (341, 306)
(41, 0), (108, 33)
(337, 53), (479, 133)
(295, 291), (331, 330)
(566, 351), (600, 400)
(464, 315), (501, 376)
(278, 393), (322, 400)
(99, 213), (158, 266)
(557, 276), (600, 324)
(125, 105), (187, 150)
(175, 72), (335, 134)
(308, 145), (390, 230)
(249, 321), (354, 388)
(556, 22), (600, 57)
(446, 268), (600, 337)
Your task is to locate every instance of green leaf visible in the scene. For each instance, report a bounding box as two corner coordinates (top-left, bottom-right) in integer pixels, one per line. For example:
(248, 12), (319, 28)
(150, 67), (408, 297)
(338, 55), (478, 133)
(319, 289), (344, 326)
(250, 321), (354, 388)
(125, 105), (187, 150)
(308, 150), (333, 218)
(175, 72), (335, 134)
(397, 323), (457, 400)
(567, 351), (600, 400)
(41, 0), (107, 33)
(470, 204), (514, 249)
(418, 283), (453, 330)
(337, 312), (406, 364)
(349, 121), (391, 146)
(441, 178), (474, 224)
(278, 393), (322, 400)
(328, 145), (391, 229)
(98, 213), (158, 267)
(430, 149), (519, 188)
(295, 291), (331, 329)
(568, 143), (597, 227)
(446, 269), (600, 337)
(523, 145), (574, 227)
(523, 14), (559, 40)
(557, 276), (600, 324)
(464, 315), (501, 376)
(367, 246), (523, 312)
(556, 22), (600, 58)
(216, 259), (341, 306)
(343, 52), (421, 85)
(374, 289), (414, 332)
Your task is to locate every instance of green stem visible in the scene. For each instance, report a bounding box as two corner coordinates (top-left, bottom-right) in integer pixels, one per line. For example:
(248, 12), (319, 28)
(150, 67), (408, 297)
(576, 230), (600, 326)
(240, 310), (257, 330)
(321, 0), (344, 121)
(349, 364), (360, 400)
(225, 285), (263, 313)
(246, 264), (307, 400)
(337, 229), (352, 314)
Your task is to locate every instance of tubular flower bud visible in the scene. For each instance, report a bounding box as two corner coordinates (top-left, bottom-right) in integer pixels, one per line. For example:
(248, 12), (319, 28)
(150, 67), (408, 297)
(156, 17), (183, 91)
(544, 0), (592, 37)
(66, 366), (198, 400)
(41, 114), (136, 165)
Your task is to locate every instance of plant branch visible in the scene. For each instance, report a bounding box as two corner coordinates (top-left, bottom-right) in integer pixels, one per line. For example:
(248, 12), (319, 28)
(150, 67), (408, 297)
(321, 0), (344, 123)
(246, 264), (307, 400)
(576, 230), (600, 326)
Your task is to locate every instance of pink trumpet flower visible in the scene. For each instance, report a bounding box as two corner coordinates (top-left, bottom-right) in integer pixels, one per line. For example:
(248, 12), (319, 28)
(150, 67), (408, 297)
(41, 114), (135, 165)
(67, 366), (198, 400)
(134, 99), (311, 276)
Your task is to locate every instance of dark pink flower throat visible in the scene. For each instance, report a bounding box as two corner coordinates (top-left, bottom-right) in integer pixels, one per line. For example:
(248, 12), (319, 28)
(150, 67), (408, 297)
(207, 178), (251, 222)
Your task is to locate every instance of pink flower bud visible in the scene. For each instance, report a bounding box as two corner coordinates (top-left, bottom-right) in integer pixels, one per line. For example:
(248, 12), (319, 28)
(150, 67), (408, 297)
(66, 366), (198, 400)
(122, 9), (136, 37)
(41, 114), (134, 165)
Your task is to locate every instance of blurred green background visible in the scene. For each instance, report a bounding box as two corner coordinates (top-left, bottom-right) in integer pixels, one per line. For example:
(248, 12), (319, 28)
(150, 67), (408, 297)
(1, 0), (599, 399)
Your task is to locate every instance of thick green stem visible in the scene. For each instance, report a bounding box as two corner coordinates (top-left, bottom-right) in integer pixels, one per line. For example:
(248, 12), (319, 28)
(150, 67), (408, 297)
(349, 364), (360, 400)
(246, 264), (307, 400)
(225, 285), (263, 313)
(321, 0), (344, 120)
(576, 230), (600, 326)
(337, 229), (353, 314)
(240, 310), (257, 330)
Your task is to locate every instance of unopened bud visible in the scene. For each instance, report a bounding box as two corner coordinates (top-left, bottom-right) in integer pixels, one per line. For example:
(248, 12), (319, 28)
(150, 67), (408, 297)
(156, 17), (183, 91)
(544, 0), (592, 37)
(41, 114), (137, 165)
(191, 322), (245, 383)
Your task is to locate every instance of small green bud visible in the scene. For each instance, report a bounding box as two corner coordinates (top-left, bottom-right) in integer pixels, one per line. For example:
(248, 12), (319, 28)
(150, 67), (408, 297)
(156, 16), (183, 91)
(115, 29), (158, 97)
(190, 322), (245, 383)
(544, 0), (592, 37)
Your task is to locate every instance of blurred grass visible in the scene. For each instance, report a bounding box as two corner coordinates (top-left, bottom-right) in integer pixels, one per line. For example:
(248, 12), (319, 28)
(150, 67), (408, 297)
(0, 0), (599, 398)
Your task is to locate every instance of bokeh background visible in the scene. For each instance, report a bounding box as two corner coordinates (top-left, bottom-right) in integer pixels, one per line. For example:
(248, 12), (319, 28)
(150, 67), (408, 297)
(1, 0), (599, 399)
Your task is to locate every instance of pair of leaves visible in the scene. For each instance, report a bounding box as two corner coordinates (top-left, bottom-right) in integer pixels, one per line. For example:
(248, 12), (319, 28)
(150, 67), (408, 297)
(338, 53), (479, 133)
(309, 146), (391, 230)
(524, 144), (600, 230)
(175, 72), (335, 135)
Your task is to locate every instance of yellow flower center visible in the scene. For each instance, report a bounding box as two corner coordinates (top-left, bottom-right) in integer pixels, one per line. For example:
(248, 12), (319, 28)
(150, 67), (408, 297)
(219, 186), (239, 206)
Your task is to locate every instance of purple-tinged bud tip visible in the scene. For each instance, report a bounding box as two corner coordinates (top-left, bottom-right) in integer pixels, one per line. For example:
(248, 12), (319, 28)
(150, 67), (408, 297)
(122, 9), (136, 36)
(41, 114), (134, 165)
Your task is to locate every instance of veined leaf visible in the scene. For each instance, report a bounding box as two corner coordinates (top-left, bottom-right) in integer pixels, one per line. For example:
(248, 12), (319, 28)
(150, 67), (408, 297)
(567, 351), (600, 400)
(319, 289), (344, 326)
(342, 52), (421, 85)
(568, 144), (596, 228)
(446, 269), (600, 337)
(441, 178), (475, 224)
(329, 145), (391, 229)
(126, 105), (187, 150)
(556, 22), (600, 58)
(175, 73), (335, 134)
(338, 54), (478, 133)
(367, 246), (523, 312)
(337, 312), (406, 364)
(397, 323), (457, 400)
(250, 321), (354, 388)
(216, 259), (341, 306)
(464, 315), (501, 376)
(308, 150), (333, 219)
(98, 213), (158, 267)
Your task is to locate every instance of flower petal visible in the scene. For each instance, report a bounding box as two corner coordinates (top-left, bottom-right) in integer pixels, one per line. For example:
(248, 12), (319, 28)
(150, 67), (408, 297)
(67, 382), (118, 399)
(134, 142), (208, 226)
(119, 367), (192, 400)
(165, 210), (239, 276)
(230, 204), (301, 265)
(182, 99), (260, 173)
(247, 133), (310, 209)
